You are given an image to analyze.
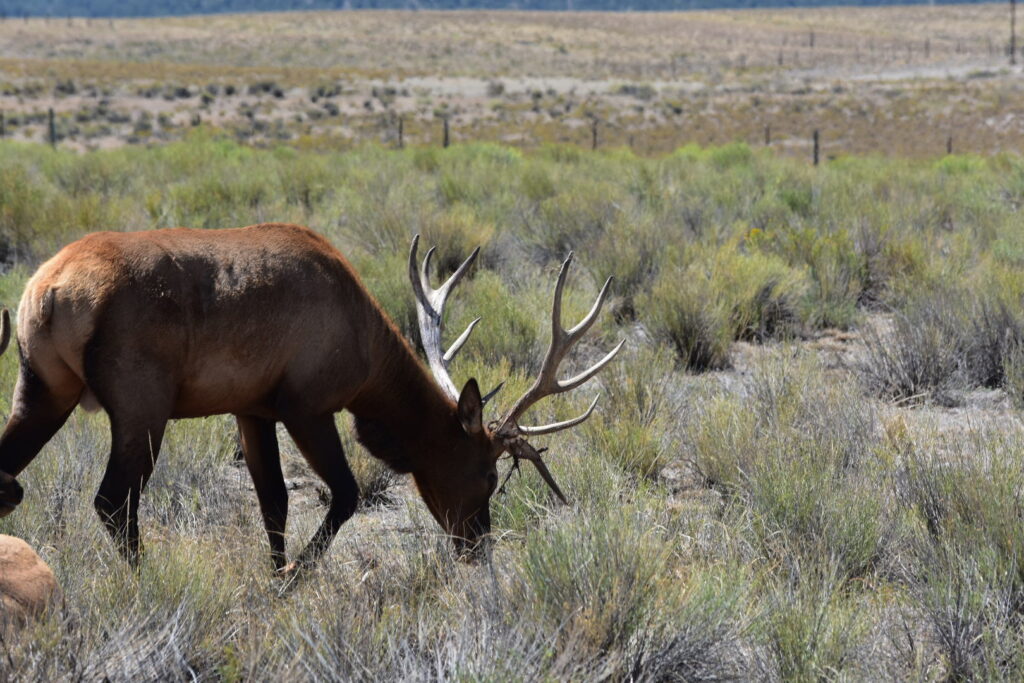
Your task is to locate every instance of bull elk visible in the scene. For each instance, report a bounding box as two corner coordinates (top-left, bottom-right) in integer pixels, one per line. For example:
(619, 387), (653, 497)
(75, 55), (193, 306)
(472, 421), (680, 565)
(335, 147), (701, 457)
(0, 224), (620, 572)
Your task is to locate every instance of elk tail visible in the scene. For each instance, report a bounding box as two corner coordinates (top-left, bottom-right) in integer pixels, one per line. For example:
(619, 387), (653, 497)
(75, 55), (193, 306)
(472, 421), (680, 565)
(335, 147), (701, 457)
(0, 308), (9, 357)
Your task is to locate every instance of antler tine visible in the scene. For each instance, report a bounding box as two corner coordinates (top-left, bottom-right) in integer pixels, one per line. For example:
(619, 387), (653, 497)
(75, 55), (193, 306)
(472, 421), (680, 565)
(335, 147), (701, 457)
(481, 381), (505, 406)
(550, 251), (573, 341)
(437, 246), (480, 306)
(506, 440), (568, 504)
(516, 395), (600, 436)
(567, 277), (614, 340)
(555, 339), (625, 393)
(0, 308), (10, 357)
(408, 235), (431, 310)
(409, 235), (482, 402)
(443, 317), (480, 364)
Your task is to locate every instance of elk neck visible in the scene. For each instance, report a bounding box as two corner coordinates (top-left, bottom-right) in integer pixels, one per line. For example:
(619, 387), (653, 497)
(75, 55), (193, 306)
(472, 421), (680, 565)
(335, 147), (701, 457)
(346, 311), (459, 474)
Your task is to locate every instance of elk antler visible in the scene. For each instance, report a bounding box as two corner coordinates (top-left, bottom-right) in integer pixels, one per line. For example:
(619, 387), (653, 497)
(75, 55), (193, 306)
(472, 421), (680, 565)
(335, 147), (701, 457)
(0, 309), (10, 357)
(409, 236), (503, 404)
(496, 253), (623, 436)
(493, 253), (623, 501)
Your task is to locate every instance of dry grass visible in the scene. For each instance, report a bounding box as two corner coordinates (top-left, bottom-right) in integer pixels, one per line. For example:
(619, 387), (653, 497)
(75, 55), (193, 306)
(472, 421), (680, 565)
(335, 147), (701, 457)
(1, 6), (1023, 156)
(0, 138), (1023, 678)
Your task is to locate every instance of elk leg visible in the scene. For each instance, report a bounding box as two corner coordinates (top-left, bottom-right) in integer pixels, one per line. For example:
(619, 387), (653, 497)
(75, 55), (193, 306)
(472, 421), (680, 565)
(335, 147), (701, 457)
(283, 414), (359, 570)
(236, 415), (288, 572)
(94, 413), (168, 566)
(0, 363), (81, 477)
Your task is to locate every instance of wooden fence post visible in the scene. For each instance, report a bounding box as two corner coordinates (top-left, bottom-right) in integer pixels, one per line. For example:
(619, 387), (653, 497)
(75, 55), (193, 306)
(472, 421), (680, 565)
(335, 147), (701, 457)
(764, 124), (771, 146)
(812, 129), (820, 166)
(48, 107), (56, 147)
(398, 116), (404, 149)
(442, 117), (449, 148)
(947, 135), (953, 155)
(1013, 0), (1018, 66)
(591, 118), (598, 150)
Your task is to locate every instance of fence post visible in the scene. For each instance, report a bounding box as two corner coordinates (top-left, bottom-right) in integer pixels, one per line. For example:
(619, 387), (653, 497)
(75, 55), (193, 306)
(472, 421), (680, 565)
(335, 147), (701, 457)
(442, 117), (449, 148)
(48, 107), (56, 147)
(398, 116), (404, 149)
(764, 124), (771, 146)
(812, 129), (820, 166)
(1013, 0), (1018, 66)
(1, 111), (5, 139)
(591, 118), (598, 150)
(947, 135), (953, 155)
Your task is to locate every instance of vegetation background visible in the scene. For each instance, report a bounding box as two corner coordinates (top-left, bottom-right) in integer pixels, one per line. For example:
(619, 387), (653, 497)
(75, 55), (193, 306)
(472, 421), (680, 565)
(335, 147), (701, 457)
(3, 4), (1024, 681)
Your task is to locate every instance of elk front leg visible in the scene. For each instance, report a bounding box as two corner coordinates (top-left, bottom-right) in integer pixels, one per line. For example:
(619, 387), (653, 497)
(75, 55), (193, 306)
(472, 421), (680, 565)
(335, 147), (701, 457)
(236, 415), (288, 572)
(282, 414), (359, 571)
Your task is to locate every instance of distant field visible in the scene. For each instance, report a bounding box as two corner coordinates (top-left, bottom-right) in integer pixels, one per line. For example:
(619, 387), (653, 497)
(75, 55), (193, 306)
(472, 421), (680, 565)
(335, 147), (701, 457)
(1, 5), (1022, 156)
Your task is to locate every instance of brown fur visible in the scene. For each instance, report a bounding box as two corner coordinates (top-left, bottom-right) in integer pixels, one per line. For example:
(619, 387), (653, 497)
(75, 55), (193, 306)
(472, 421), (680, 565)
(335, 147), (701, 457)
(0, 224), (501, 571)
(0, 534), (61, 633)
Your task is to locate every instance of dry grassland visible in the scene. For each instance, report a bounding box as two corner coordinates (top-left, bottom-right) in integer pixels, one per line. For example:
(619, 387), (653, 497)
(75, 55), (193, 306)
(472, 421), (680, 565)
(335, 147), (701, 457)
(1, 5), (1023, 156)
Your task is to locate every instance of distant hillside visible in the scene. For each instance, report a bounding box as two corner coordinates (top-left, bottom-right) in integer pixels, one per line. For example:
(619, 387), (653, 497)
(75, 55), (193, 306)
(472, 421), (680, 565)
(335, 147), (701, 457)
(0, 0), (1000, 18)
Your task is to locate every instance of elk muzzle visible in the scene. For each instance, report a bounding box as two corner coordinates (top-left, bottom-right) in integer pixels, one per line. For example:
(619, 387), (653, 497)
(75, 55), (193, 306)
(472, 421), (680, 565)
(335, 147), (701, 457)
(451, 507), (492, 562)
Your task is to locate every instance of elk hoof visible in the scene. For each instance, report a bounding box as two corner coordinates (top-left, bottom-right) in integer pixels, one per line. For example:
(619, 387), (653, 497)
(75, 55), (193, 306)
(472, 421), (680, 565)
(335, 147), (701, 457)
(273, 561), (306, 596)
(276, 561), (300, 578)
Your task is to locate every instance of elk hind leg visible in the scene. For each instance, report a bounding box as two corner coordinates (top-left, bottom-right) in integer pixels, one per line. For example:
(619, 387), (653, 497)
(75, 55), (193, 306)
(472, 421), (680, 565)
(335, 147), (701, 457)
(0, 359), (81, 478)
(236, 415), (288, 572)
(283, 414), (359, 570)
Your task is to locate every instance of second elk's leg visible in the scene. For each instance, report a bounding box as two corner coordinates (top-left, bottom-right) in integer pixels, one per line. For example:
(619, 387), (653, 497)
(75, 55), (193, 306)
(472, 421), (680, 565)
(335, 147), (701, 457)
(236, 415), (288, 572)
(94, 401), (170, 566)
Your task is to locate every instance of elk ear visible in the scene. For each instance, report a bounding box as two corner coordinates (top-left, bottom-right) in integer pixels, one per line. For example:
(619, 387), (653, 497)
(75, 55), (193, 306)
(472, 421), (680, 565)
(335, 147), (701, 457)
(457, 378), (484, 435)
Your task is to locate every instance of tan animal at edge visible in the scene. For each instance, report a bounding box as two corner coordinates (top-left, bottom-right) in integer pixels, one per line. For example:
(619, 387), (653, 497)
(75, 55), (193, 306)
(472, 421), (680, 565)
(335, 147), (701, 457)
(0, 534), (61, 631)
(0, 223), (620, 572)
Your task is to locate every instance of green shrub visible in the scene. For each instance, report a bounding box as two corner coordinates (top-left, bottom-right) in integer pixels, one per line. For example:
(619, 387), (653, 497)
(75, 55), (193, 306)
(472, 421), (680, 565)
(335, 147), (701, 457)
(516, 507), (668, 651)
(761, 558), (870, 681)
(644, 267), (732, 371)
(585, 346), (678, 479)
(689, 354), (893, 579)
(643, 241), (808, 370)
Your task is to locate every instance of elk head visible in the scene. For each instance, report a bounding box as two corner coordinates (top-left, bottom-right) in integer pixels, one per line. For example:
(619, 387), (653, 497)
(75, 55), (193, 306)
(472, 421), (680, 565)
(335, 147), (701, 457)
(407, 236), (623, 554)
